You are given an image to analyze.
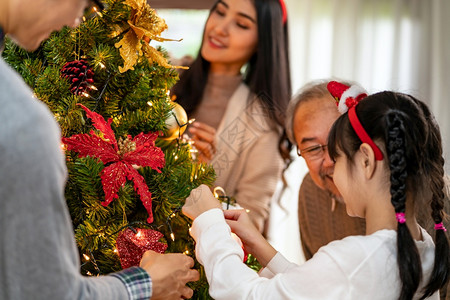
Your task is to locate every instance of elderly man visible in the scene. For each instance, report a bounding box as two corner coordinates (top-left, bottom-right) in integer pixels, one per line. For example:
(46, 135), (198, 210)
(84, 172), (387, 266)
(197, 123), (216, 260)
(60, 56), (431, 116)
(0, 0), (198, 299)
(286, 79), (450, 299)
(285, 80), (366, 260)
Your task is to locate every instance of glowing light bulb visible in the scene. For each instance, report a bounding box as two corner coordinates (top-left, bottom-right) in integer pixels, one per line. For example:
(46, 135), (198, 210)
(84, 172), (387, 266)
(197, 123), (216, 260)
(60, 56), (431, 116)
(170, 233), (175, 241)
(99, 62), (106, 69)
(147, 101), (153, 107)
(136, 230), (142, 238)
(83, 254), (90, 261)
(184, 250), (190, 255)
(91, 6), (103, 18)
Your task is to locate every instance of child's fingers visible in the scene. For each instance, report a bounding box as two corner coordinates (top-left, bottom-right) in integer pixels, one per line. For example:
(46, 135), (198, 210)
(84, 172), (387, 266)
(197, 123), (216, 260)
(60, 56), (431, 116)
(223, 209), (246, 221)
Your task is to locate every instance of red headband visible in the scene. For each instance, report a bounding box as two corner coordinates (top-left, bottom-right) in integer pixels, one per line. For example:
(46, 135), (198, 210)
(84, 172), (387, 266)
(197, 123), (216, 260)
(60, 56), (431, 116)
(348, 106), (384, 160)
(327, 80), (384, 161)
(279, 0), (287, 24)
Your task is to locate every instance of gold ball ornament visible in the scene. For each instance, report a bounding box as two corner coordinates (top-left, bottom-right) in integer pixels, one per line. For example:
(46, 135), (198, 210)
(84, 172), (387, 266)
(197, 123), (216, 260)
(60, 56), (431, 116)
(160, 102), (188, 140)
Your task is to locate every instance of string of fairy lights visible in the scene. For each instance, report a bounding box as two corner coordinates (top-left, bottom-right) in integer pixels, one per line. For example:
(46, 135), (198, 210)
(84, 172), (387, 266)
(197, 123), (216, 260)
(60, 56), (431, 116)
(63, 3), (247, 276)
(61, 6), (196, 275)
(75, 101), (198, 274)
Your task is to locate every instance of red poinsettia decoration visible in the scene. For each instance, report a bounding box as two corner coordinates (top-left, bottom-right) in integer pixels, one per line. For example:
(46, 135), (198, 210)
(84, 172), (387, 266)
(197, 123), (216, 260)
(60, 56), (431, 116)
(62, 104), (165, 223)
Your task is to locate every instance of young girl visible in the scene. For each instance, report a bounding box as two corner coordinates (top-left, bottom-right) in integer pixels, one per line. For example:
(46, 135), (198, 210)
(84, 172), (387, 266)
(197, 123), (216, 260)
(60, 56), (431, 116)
(182, 88), (449, 299)
(172, 0), (291, 231)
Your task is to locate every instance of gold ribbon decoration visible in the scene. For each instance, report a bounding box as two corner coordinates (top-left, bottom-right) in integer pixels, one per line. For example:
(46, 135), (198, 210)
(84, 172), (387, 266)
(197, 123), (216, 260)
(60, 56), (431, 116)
(114, 0), (188, 73)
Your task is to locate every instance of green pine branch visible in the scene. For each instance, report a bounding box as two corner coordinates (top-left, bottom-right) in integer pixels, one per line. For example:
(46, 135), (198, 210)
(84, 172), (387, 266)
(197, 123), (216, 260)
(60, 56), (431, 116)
(1, 1), (230, 297)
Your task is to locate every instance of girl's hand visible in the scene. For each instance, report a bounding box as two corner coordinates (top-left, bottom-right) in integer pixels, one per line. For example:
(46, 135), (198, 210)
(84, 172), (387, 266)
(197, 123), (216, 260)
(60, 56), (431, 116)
(183, 184), (222, 220)
(189, 122), (216, 163)
(223, 210), (263, 254)
(224, 209), (277, 267)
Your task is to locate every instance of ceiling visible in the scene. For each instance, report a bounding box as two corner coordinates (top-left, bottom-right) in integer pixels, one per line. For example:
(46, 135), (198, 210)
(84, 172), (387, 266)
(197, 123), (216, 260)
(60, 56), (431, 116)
(148, 0), (215, 9)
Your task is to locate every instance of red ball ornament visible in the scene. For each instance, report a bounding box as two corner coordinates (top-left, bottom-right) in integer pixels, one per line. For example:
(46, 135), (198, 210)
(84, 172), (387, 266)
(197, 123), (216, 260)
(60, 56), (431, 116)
(116, 228), (168, 269)
(61, 60), (95, 95)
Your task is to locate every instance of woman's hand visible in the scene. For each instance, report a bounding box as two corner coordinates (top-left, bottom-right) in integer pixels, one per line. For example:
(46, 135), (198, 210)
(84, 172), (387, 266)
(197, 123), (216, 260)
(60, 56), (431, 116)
(224, 209), (277, 267)
(182, 184), (222, 220)
(188, 122), (216, 163)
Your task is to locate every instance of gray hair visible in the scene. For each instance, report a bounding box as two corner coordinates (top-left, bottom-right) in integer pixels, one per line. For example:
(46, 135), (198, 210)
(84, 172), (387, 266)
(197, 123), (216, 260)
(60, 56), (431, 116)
(285, 79), (332, 145)
(285, 78), (357, 146)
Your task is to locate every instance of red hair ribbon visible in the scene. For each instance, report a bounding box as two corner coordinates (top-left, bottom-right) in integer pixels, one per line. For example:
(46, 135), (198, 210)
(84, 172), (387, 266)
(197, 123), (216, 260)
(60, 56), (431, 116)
(279, 0), (287, 24)
(348, 106), (384, 161)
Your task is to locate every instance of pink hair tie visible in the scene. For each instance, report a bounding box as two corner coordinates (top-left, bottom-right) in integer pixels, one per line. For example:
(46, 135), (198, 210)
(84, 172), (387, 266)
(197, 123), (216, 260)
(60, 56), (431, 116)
(279, 0), (287, 24)
(434, 223), (447, 232)
(395, 212), (406, 224)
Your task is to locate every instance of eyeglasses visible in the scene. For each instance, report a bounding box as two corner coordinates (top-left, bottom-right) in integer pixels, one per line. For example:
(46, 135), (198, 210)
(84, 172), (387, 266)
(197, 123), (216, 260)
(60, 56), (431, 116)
(297, 144), (328, 161)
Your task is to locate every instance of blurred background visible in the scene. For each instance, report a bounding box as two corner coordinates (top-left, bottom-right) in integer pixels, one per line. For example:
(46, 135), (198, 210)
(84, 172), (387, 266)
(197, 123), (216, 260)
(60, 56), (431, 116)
(150, 0), (450, 264)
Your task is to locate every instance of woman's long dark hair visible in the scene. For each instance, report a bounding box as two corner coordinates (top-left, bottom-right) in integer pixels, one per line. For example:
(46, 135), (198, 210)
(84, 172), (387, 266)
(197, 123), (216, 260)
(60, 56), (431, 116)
(171, 0), (291, 128)
(328, 92), (449, 300)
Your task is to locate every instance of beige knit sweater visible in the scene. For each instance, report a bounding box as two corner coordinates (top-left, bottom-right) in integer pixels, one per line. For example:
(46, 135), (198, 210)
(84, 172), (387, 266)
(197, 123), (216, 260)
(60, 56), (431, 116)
(298, 173), (366, 260)
(192, 73), (241, 130)
(194, 76), (283, 231)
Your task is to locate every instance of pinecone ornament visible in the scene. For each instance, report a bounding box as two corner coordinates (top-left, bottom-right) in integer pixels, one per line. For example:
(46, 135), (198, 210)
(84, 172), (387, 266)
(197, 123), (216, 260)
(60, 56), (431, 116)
(61, 60), (95, 95)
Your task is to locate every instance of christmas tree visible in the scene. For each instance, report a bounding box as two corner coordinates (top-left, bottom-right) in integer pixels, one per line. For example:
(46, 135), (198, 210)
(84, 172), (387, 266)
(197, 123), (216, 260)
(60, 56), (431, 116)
(2, 0), (218, 298)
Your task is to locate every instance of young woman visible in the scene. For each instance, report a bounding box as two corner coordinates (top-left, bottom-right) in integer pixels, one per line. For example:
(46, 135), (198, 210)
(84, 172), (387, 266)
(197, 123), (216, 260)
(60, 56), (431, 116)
(172, 0), (291, 231)
(182, 86), (449, 299)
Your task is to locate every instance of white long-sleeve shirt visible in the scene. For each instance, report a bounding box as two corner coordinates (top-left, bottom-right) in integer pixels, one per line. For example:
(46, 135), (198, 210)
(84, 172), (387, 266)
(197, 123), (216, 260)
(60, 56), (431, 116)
(191, 209), (438, 300)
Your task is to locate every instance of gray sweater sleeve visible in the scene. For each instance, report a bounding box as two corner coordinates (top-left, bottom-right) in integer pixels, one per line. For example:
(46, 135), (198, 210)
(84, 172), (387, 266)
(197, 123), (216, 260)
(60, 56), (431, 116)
(0, 59), (143, 299)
